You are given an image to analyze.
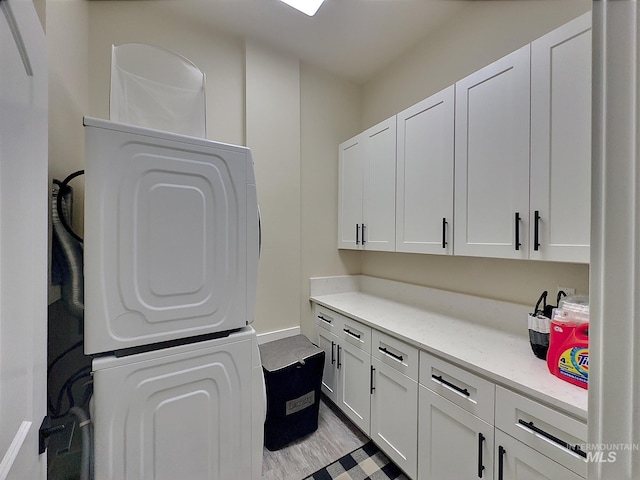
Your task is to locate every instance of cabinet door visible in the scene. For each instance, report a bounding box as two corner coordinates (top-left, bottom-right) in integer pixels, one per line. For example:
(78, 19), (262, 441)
(495, 430), (583, 480)
(530, 12), (591, 263)
(396, 86), (455, 255)
(337, 340), (371, 435)
(454, 46), (531, 259)
(338, 134), (364, 249)
(418, 385), (493, 480)
(317, 328), (339, 404)
(371, 358), (418, 479)
(363, 116), (397, 251)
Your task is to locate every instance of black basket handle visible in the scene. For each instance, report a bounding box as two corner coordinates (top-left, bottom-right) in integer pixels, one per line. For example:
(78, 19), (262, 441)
(533, 291), (548, 316)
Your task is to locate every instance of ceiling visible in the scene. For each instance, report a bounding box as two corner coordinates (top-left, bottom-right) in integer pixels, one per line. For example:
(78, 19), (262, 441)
(156, 0), (472, 84)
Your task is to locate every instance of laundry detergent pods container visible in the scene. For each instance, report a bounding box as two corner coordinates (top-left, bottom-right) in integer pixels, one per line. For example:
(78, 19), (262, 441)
(546, 296), (589, 389)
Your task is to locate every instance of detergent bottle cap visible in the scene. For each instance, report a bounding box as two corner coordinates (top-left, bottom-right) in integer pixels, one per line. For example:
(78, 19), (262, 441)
(554, 295), (589, 324)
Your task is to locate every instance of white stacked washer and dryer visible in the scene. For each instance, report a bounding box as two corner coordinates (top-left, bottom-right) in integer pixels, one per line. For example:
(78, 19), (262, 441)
(83, 116), (265, 480)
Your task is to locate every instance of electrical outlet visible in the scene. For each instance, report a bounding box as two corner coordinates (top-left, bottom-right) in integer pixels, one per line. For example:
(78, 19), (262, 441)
(557, 287), (576, 297)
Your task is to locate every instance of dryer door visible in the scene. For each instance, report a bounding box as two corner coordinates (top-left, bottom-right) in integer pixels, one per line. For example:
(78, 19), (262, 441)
(84, 117), (254, 354)
(92, 330), (256, 480)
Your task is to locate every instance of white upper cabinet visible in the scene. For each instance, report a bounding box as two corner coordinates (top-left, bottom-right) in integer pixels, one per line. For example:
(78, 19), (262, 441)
(338, 135), (364, 248)
(530, 12), (591, 263)
(454, 45), (531, 259)
(364, 117), (397, 251)
(396, 86), (455, 255)
(338, 117), (396, 251)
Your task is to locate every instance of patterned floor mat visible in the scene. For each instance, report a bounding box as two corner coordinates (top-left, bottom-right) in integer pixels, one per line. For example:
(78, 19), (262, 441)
(302, 441), (408, 480)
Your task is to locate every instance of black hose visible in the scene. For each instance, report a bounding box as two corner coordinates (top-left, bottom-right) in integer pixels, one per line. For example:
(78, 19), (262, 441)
(55, 170), (84, 243)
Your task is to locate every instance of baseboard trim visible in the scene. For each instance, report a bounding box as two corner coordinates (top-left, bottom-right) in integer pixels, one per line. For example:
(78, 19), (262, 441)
(257, 326), (301, 345)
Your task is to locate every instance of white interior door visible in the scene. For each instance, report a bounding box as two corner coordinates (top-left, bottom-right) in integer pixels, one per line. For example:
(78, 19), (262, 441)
(0, 0), (47, 478)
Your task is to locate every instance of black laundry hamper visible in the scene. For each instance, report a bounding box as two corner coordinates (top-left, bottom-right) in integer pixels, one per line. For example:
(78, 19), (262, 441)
(259, 334), (324, 451)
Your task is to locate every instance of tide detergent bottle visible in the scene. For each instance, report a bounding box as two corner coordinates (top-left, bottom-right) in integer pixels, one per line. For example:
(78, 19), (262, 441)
(546, 296), (589, 389)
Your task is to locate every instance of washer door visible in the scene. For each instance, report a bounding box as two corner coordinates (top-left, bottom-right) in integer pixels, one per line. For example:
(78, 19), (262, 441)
(84, 118), (254, 354)
(92, 331), (255, 480)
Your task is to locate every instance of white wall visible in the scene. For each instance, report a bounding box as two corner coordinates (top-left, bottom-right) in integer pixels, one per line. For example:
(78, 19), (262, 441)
(359, 0), (592, 306)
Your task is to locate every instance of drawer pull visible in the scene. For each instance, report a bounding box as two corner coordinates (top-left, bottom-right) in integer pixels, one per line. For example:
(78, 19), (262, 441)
(478, 432), (485, 478)
(343, 328), (361, 339)
(317, 314), (332, 324)
(498, 446), (505, 480)
(379, 347), (403, 362)
(517, 420), (587, 458)
(432, 374), (470, 397)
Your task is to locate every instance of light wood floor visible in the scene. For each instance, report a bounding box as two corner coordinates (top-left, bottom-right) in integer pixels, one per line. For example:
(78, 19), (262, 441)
(261, 397), (368, 480)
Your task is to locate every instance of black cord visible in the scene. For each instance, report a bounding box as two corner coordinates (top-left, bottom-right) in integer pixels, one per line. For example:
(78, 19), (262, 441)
(51, 365), (91, 419)
(55, 170), (84, 243)
(48, 340), (83, 377)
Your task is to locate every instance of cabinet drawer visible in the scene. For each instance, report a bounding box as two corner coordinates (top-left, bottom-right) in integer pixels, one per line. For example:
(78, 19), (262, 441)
(495, 386), (587, 477)
(338, 317), (371, 353)
(419, 352), (495, 424)
(314, 304), (344, 334)
(372, 330), (418, 380)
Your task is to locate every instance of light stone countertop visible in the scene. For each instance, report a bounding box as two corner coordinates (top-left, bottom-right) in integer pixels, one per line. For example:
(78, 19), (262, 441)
(310, 279), (588, 422)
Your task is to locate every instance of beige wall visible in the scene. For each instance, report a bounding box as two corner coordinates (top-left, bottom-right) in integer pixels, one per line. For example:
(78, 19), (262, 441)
(359, 0), (592, 306)
(245, 41), (302, 334)
(363, 0), (592, 128)
(299, 63), (362, 338)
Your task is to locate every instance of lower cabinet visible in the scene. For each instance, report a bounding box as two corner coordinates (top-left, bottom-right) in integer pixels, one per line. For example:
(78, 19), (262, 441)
(315, 303), (587, 480)
(316, 304), (372, 436)
(494, 386), (587, 480)
(317, 326), (339, 402)
(337, 339), (371, 434)
(495, 430), (583, 480)
(370, 331), (418, 479)
(418, 385), (494, 480)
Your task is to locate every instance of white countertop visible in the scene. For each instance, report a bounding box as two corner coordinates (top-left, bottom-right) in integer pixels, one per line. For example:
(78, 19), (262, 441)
(310, 278), (588, 421)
